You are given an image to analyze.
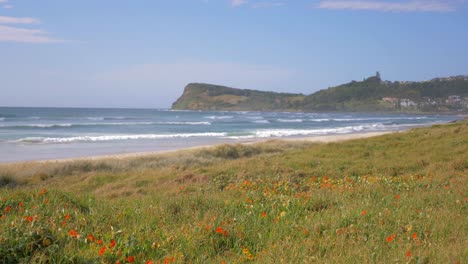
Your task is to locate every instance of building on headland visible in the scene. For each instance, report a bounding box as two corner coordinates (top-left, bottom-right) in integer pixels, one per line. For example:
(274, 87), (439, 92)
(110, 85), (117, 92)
(400, 99), (417, 108)
(446, 95), (461, 105)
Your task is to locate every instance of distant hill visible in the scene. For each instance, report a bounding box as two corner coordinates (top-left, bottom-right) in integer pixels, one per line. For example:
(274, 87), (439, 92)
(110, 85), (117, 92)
(171, 83), (306, 111)
(172, 74), (468, 113)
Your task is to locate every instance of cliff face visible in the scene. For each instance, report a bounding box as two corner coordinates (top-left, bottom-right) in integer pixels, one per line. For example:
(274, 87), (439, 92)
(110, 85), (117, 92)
(171, 83), (306, 111)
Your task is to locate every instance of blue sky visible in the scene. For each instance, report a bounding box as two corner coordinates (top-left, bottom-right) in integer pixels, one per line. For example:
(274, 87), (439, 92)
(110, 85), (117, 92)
(1, 0), (467, 108)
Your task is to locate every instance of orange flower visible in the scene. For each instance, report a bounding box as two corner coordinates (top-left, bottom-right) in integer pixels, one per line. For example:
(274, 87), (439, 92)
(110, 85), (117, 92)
(127, 256), (135, 263)
(406, 250), (412, 257)
(99, 246), (106, 256)
(412, 233), (417, 239)
(4, 206), (11, 213)
(24, 216), (34, 222)
(69, 229), (79, 238)
(38, 189), (47, 196)
(261, 212), (267, 218)
(215, 227), (228, 236)
(163, 257), (175, 264)
(361, 210), (367, 216)
(87, 234), (95, 242)
(395, 194), (401, 199)
(97, 239), (103, 245)
(146, 261), (154, 264)
(386, 234), (396, 243)
(65, 214), (70, 220)
(109, 239), (116, 249)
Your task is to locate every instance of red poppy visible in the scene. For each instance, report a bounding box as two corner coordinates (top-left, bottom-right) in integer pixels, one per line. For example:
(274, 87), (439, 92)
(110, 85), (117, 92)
(87, 234), (95, 242)
(69, 229), (78, 238)
(65, 214), (70, 220)
(4, 206), (11, 213)
(412, 233), (417, 239)
(261, 212), (267, 218)
(146, 261), (154, 264)
(99, 246), (106, 256)
(395, 194), (400, 199)
(361, 210), (367, 216)
(127, 256), (135, 263)
(97, 239), (103, 245)
(24, 216), (33, 222)
(406, 251), (412, 257)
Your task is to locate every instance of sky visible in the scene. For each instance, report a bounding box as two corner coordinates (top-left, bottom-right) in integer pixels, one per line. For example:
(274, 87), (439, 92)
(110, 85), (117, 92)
(1, 0), (467, 108)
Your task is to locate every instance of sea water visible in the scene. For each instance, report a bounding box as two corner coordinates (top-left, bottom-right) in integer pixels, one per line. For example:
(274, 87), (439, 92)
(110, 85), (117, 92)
(0, 107), (460, 162)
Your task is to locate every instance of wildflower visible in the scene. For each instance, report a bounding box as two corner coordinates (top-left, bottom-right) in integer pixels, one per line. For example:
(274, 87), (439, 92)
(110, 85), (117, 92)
(97, 239), (103, 245)
(163, 257), (175, 264)
(215, 227), (228, 236)
(99, 246), (106, 256)
(412, 233), (417, 239)
(242, 247), (254, 260)
(116, 261), (121, 264)
(261, 212), (267, 218)
(386, 234), (396, 243)
(361, 210), (367, 216)
(18, 202), (23, 207)
(146, 261), (154, 264)
(65, 214), (70, 220)
(395, 194), (400, 199)
(109, 239), (116, 249)
(87, 234), (95, 242)
(24, 216), (34, 222)
(4, 206), (11, 213)
(406, 250), (412, 257)
(69, 229), (79, 238)
(127, 256), (135, 263)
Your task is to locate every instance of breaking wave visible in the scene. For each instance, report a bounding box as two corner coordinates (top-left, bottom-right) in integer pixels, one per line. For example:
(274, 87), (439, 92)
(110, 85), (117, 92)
(16, 132), (227, 143)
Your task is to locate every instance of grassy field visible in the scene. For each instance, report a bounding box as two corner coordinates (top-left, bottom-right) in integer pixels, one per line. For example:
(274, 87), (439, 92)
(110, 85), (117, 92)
(1, 121), (467, 263)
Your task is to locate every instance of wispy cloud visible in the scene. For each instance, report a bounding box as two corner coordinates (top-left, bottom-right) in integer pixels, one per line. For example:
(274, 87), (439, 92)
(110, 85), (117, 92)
(0, 16), (39, 24)
(3, 5), (13, 9)
(317, 1), (456, 12)
(0, 15), (63, 43)
(231, 0), (248, 7)
(0, 25), (62, 43)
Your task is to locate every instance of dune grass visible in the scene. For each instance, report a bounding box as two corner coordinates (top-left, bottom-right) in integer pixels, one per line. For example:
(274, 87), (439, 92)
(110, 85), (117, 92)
(1, 122), (467, 263)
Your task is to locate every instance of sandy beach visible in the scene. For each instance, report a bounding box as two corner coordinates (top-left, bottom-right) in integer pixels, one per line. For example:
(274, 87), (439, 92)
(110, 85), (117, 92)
(29, 131), (394, 164)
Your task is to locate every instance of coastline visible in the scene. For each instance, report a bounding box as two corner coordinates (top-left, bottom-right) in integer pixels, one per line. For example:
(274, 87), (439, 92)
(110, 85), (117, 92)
(25, 131), (393, 164)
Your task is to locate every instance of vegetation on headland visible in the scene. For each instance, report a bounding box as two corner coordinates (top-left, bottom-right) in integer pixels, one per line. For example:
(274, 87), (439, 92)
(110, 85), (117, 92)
(171, 74), (468, 112)
(1, 121), (467, 263)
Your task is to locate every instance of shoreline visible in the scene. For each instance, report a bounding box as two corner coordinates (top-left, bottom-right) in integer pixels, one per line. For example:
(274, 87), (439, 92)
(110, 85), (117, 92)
(19, 131), (394, 164)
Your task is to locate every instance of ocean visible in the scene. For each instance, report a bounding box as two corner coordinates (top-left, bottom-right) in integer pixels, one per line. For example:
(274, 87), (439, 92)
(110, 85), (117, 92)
(0, 107), (460, 162)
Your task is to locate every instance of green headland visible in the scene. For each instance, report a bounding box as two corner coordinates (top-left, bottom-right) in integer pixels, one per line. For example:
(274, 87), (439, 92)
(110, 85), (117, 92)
(172, 73), (468, 113)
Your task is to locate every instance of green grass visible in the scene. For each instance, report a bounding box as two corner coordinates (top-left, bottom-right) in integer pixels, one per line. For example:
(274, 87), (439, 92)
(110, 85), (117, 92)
(1, 122), (467, 263)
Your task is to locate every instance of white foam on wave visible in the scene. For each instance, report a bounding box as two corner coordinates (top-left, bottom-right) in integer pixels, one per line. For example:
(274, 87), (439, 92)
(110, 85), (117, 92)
(16, 132), (227, 143)
(225, 123), (389, 139)
(0, 123), (74, 128)
(87, 117), (104, 121)
(158, 121), (211, 125)
(277, 119), (303, 123)
(204, 116), (234, 120)
(309, 118), (330, 122)
(252, 120), (270, 124)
